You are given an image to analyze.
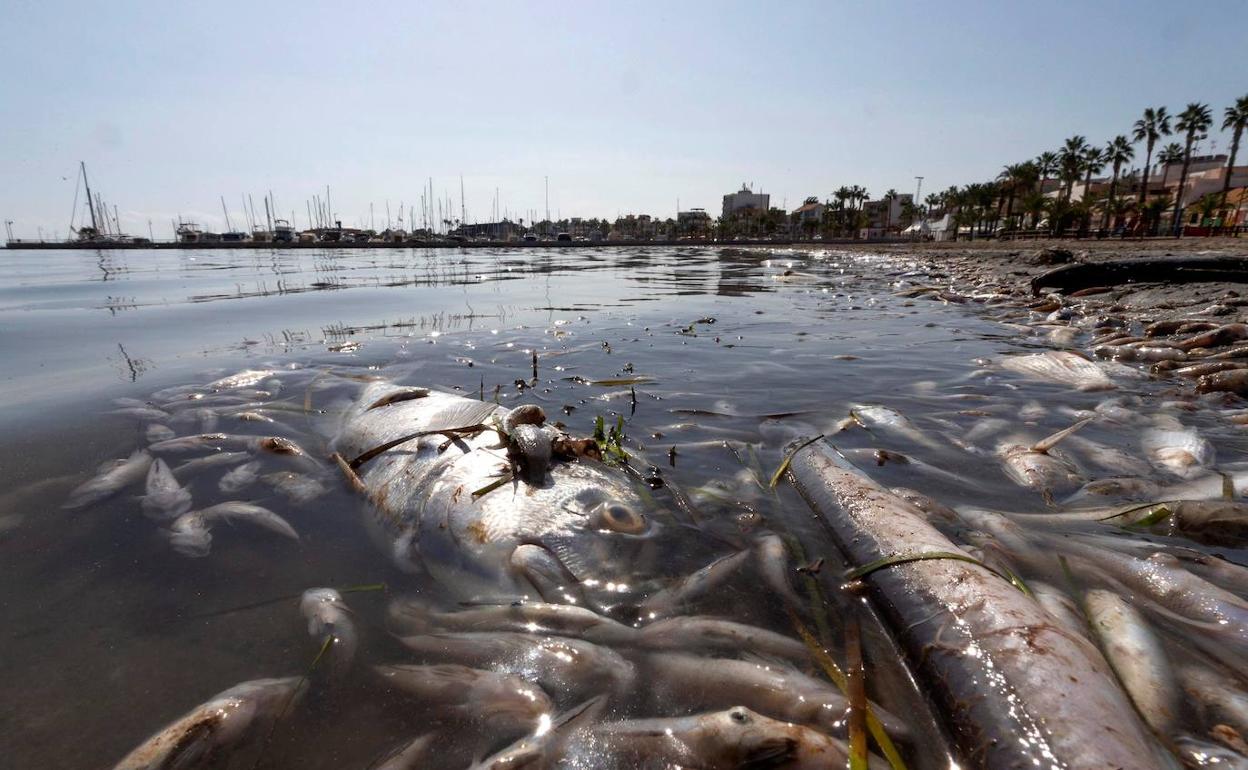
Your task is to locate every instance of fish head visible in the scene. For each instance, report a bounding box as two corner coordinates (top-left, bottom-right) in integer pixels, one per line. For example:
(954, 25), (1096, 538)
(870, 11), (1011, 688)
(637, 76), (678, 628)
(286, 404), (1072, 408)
(695, 707), (799, 767)
(532, 479), (665, 606)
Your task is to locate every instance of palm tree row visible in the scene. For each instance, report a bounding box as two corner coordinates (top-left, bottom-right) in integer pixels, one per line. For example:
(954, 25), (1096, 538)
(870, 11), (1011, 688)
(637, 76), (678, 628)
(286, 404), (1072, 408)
(944, 93), (1247, 237)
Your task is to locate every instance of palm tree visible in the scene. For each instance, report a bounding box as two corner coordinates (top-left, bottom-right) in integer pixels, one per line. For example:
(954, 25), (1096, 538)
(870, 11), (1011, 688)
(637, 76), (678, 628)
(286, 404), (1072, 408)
(883, 189), (898, 230)
(1059, 136), (1089, 202)
(1172, 102), (1214, 235)
(1221, 95), (1248, 209)
(1035, 151), (1059, 200)
(1101, 136), (1135, 230)
(1132, 107), (1171, 209)
(1157, 142), (1184, 191)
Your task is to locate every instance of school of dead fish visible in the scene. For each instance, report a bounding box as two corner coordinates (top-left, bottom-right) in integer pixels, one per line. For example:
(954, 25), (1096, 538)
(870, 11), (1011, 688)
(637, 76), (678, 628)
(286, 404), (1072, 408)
(47, 256), (1248, 769)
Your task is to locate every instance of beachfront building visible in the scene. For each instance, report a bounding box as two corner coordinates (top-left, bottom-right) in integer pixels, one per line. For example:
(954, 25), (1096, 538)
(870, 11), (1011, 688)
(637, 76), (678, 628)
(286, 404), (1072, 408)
(792, 197), (825, 236)
(609, 214), (656, 240)
(676, 209), (712, 238)
(859, 194), (913, 238)
(722, 185), (769, 220)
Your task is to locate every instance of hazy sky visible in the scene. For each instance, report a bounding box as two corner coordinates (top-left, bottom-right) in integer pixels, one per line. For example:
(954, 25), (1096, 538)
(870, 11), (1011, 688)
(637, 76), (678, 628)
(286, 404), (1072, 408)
(2, 0), (1245, 238)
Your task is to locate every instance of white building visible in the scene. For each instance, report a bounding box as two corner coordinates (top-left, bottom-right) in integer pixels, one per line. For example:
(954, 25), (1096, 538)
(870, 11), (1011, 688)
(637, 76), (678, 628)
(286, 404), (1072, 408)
(722, 184), (770, 219)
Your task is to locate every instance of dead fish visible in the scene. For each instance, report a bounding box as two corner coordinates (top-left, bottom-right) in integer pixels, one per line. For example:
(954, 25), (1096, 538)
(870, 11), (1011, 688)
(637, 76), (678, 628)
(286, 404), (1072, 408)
(111, 677), (304, 770)
(1175, 323), (1248, 351)
(470, 696), (605, 770)
(398, 632), (635, 700)
(374, 664), (552, 734)
(1084, 589), (1177, 735)
(642, 652), (906, 739)
(1181, 664), (1248, 738)
(890, 487), (960, 524)
(387, 598), (636, 646)
(1198, 369), (1248, 396)
(300, 588), (357, 677)
(110, 406), (170, 422)
(169, 406), (219, 433)
(219, 461), (263, 494)
(140, 458), (192, 520)
(1000, 351), (1115, 391)
(753, 532), (802, 609)
(1048, 327), (1080, 347)
(1064, 435), (1153, 477)
(261, 472), (326, 505)
(639, 549), (752, 619)
(167, 502), (299, 557)
(1142, 425), (1215, 479)
(636, 616), (810, 663)
(150, 433), (300, 455)
(579, 706), (865, 770)
(207, 369), (278, 390)
(145, 424), (176, 443)
(64, 450), (153, 510)
(232, 410), (275, 424)
(173, 451), (250, 477)
(1030, 582), (1088, 639)
(849, 404), (941, 450)
(1145, 501), (1248, 547)
(1172, 361), (1248, 379)
(996, 421), (1091, 502)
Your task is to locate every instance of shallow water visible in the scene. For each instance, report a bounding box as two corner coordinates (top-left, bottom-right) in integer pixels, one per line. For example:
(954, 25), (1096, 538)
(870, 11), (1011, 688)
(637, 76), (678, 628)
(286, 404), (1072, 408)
(1, 246), (1245, 768)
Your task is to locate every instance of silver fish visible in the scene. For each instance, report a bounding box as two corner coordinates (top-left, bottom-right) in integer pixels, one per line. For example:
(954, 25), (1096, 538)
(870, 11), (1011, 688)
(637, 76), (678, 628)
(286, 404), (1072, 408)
(1084, 589), (1177, 734)
(110, 406), (170, 422)
(145, 424), (176, 443)
(331, 385), (660, 607)
(173, 451), (251, 477)
(397, 632), (635, 700)
(261, 471), (326, 505)
(140, 458), (192, 520)
(788, 443), (1162, 769)
(168, 502), (298, 557)
(64, 450), (153, 510)
(1181, 664), (1248, 739)
(849, 404), (941, 450)
(635, 616), (810, 663)
(1142, 425), (1215, 479)
(643, 652), (910, 740)
(300, 588), (357, 677)
(1000, 350), (1116, 391)
(578, 707), (867, 770)
(374, 664), (552, 734)
(638, 549), (751, 619)
(111, 677), (304, 770)
(207, 369), (278, 390)
(387, 598), (636, 645)
(219, 460), (262, 494)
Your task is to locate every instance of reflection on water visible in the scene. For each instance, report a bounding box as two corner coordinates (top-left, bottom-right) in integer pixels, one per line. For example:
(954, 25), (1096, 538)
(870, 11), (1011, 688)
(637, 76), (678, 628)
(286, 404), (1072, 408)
(0, 246), (1244, 768)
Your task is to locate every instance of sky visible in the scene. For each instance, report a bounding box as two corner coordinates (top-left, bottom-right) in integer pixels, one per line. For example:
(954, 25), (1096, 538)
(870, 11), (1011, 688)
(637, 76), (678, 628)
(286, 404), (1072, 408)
(1, 0), (1245, 238)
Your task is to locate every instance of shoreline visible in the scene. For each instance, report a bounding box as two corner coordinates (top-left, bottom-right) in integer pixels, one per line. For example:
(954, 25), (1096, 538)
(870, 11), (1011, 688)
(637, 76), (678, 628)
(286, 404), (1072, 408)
(3, 234), (1233, 251)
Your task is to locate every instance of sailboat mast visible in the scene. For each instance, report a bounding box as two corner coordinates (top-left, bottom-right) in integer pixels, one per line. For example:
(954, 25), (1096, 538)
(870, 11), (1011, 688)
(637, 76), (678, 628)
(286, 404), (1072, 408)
(221, 196), (233, 232)
(81, 161), (99, 232)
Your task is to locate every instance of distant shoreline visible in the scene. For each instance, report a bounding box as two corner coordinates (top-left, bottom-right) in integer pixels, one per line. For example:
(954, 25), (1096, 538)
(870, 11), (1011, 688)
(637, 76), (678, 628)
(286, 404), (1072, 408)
(1, 234), (1225, 250)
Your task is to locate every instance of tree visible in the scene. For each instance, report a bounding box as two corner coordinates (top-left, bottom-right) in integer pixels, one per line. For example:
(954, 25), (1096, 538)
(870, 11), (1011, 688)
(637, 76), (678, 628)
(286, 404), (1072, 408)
(1059, 136), (1089, 202)
(1035, 151), (1059, 200)
(1132, 106), (1171, 209)
(883, 189), (898, 230)
(1172, 102), (1213, 236)
(1221, 95), (1248, 209)
(1101, 136), (1135, 231)
(1157, 142), (1184, 192)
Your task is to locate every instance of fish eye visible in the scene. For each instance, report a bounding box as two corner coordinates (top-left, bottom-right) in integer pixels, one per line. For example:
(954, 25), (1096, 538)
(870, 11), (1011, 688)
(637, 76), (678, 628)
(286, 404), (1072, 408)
(730, 708), (750, 724)
(589, 502), (647, 535)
